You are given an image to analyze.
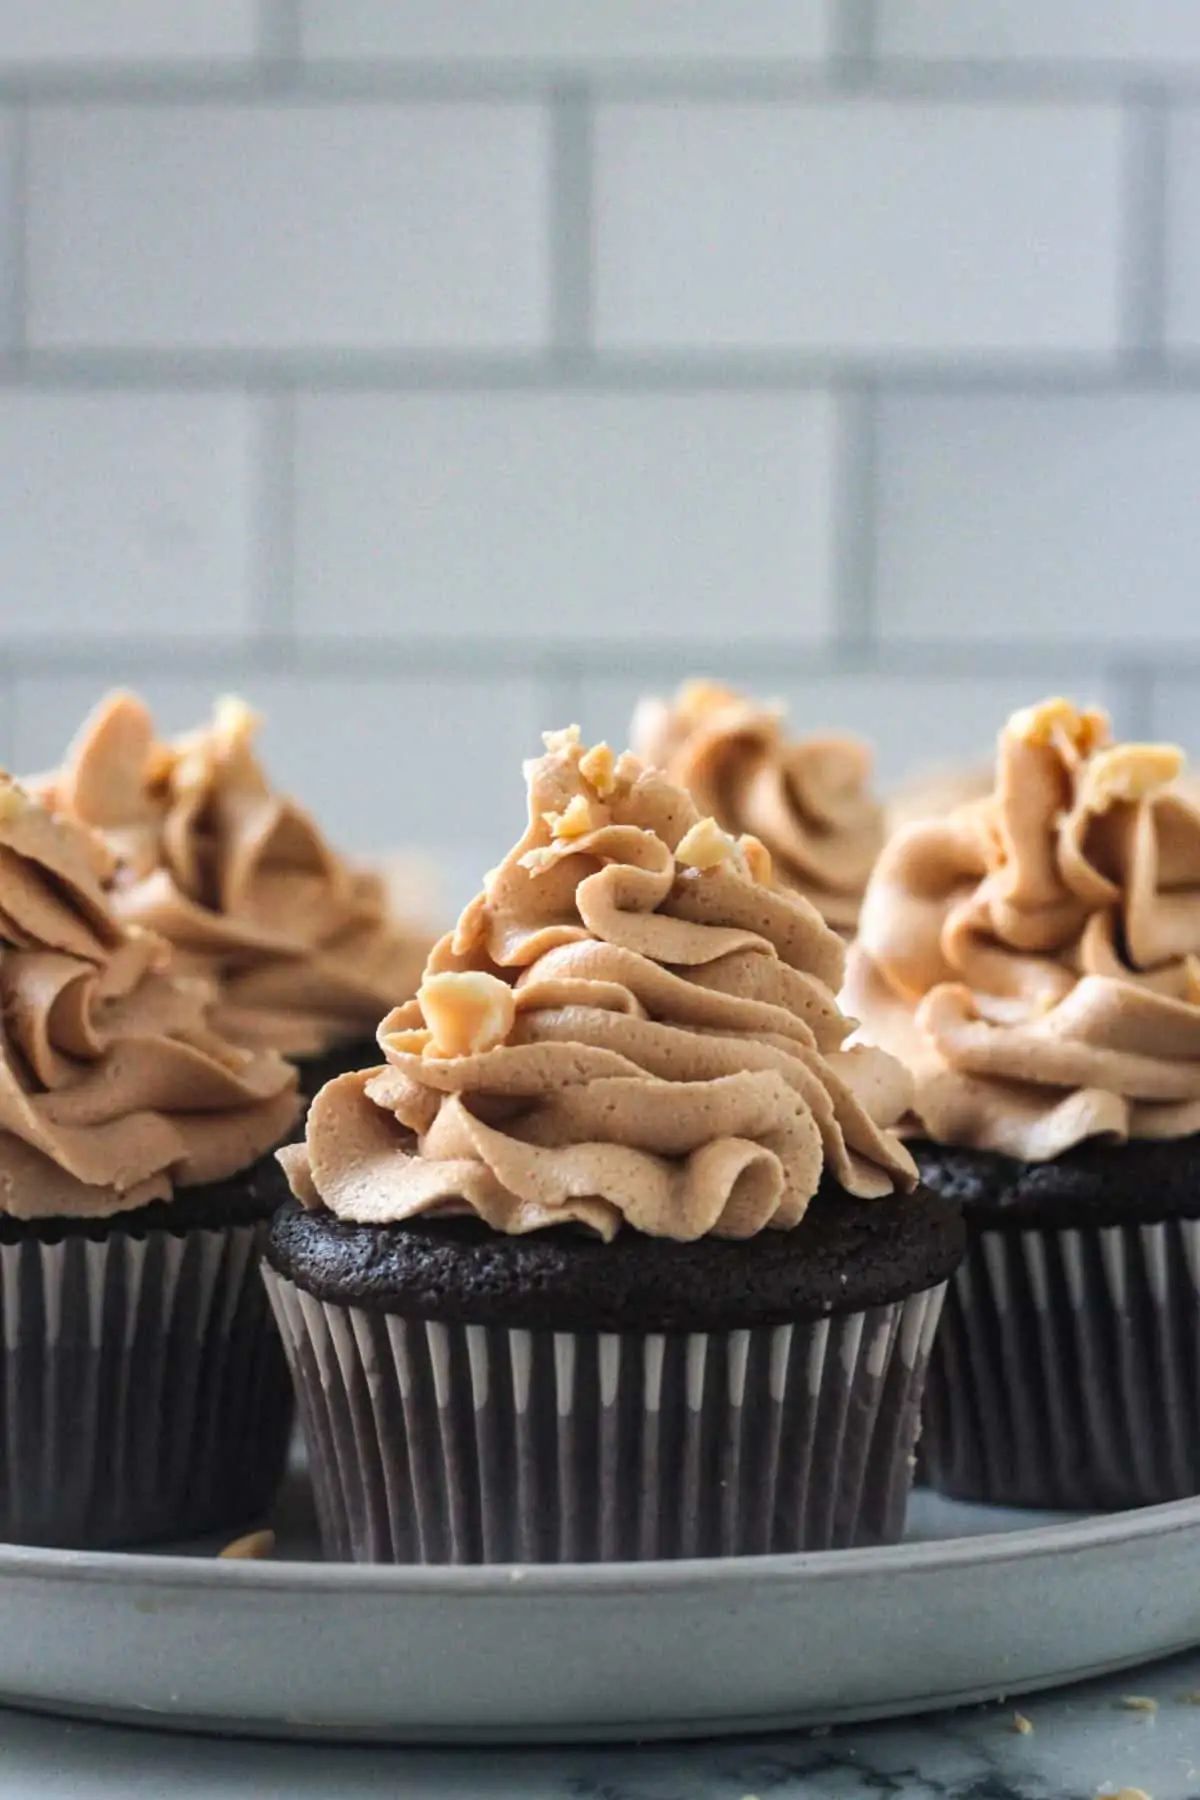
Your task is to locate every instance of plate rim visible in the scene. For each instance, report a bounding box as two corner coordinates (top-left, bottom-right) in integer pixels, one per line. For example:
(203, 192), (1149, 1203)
(3, 1490), (1199, 1598)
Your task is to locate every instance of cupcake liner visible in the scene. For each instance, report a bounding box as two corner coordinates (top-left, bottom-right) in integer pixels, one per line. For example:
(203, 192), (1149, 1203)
(264, 1270), (947, 1562)
(0, 1222), (293, 1548)
(922, 1219), (1200, 1510)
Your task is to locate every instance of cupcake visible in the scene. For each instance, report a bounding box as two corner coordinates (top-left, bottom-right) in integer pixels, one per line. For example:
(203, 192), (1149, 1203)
(846, 698), (1200, 1510)
(36, 690), (431, 1097)
(631, 679), (883, 934)
(265, 727), (962, 1563)
(0, 774), (300, 1546)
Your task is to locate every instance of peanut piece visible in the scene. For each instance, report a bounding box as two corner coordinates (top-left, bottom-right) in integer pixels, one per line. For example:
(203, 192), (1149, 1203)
(419, 971), (515, 1059)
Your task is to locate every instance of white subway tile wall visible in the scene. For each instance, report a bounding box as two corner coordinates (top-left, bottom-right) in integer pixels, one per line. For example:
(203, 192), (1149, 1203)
(874, 2), (1200, 65)
(875, 394), (1200, 645)
(293, 391), (838, 645)
(0, 0), (1196, 896)
(1, 391), (262, 642)
(0, 2), (258, 65)
(299, 3), (834, 64)
(593, 101), (1125, 354)
(28, 105), (551, 351)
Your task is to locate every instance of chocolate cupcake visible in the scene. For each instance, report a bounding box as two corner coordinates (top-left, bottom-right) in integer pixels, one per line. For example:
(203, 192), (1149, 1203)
(631, 680), (883, 934)
(846, 698), (1200, 1510)
(0, 775), (301, 1547)
(265, 728), (962, 1563)
(36, 691), (431, 1097)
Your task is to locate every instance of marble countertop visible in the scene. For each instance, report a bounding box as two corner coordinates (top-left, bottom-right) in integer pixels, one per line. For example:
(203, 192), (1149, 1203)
(2, 1649), (1197, 1800)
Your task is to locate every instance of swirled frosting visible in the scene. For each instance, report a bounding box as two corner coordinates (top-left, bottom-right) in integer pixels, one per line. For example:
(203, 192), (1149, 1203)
(37, 691), (431, 1059)
(631, 680), (883, 934)
(845, 698), (1200, 1162)
(281, 727), (916, 1242)
(0, 775), (299, 1219)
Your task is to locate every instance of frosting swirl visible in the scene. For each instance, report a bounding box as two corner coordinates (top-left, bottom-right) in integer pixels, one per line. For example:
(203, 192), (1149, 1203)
(0, 775), (299, 1219)
(281, 728), (916, 1242)
(37, 691), (430, 1059)
(632, 680), (883, 933)
(845, 698), (1200, 1161)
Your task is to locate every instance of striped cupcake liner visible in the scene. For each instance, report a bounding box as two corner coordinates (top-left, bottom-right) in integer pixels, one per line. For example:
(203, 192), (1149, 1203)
(264, 1271), (947, 1563)
(922, 1219), (1200, 1511)
(0, 1221), (293, 1548)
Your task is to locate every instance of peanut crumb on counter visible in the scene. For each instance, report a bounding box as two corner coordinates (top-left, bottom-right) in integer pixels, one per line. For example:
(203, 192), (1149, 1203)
(1180, 1691), (1200, 1705)
(1119, 1695), (1159, 1714)
(218, 1528), (275, 1560)
(1104, 1788), (1152, 1800)
(1012, 1711), (1034, 1735)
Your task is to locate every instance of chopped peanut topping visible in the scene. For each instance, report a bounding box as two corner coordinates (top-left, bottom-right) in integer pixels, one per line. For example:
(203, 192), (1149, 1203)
(1010, 696), (1109, 758)
(579, 741), (617, 798)
(544, 794), (600, 841)
(214, 693), (258, 741)
(0, 780), (28, 823)
(676, 678), (739, 725)
(218, 1528), (276, 1560)
(419, 970), (515, 1059)
(676, 816), (740, 871)
(541, 724), (582, 754)
(739, 833), (773, 885)
(518, 846), (559, 876)
(1079, 743), (1183, 814)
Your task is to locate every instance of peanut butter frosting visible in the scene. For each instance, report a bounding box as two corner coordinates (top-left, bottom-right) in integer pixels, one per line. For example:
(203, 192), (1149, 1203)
(631, 680), (884, 934)
(37, 691), (431, 1060)
(845, 698), (1200, 1162)
(280, 727), (917, 1242)
(0, 775), (299, 1219)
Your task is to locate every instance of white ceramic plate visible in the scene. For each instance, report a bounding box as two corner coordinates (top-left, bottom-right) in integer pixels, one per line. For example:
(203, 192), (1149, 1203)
(0, 1460), (1197, 1744)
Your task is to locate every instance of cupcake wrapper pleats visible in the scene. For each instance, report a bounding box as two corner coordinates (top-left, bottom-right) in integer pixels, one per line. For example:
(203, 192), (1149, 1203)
(264, 1271), (947, 1562)
(0, 1223), (293, 1548)
(922, 1219), (1200, 1511)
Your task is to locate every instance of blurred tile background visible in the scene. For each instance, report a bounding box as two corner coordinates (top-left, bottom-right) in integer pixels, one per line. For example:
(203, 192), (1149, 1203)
(0, 0), (1196, 904)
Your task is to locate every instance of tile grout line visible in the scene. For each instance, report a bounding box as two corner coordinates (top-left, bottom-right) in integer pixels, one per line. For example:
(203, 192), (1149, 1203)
(252, 386), (298, 651)
(548, 82), (593, 357)
(4, 640), (1165, 683)
(830, 378), (879, 653)
(256, 0), (302, 68)
(829, 0), (877, 86)
(4, 352), (1195, 393)
(6, 97), (29, 359)
(1118, 83), (1170, 368)
(0, 62), (1192, 105)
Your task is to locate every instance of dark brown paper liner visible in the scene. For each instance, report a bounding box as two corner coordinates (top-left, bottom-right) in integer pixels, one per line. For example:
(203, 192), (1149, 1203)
(0, 1222), (293, 1548)
(264, 1271), (947, 1562)
(922, 1220), (1200, 1510)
